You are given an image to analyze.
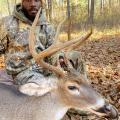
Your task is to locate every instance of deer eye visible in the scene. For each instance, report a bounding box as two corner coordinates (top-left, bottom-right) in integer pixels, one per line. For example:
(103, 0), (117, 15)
(68, 86), (78, 90)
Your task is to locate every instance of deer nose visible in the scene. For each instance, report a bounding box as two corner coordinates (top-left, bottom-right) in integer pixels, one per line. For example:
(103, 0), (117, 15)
(95, 102), (119, 119)
(104, 104), (118, 119)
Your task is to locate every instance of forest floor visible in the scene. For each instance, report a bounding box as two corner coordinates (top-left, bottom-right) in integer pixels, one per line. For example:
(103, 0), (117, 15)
(0, 32), (120, 120)
(62, 34), (120, 120)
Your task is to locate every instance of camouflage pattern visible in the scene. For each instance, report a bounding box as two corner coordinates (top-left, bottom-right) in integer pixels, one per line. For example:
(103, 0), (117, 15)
(0, 4), (87, 85)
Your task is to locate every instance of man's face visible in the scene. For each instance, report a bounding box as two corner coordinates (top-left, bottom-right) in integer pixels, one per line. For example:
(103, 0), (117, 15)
(22, 0), (41, 21)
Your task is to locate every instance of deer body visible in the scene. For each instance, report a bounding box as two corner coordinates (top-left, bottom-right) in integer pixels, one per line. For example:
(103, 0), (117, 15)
(0, 72), (118, 120)
(0, 8), (118, 120)
(0, 82), (68, 120)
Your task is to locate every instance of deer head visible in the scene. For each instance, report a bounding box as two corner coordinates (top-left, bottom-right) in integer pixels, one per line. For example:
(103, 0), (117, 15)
(28, 8), (118, 119)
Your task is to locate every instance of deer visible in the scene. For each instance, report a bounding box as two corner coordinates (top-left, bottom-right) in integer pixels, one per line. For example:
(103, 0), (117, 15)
(0, 8), (118, 120)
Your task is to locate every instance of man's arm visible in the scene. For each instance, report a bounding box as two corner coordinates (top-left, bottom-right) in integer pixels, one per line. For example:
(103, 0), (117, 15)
(0, 18), (8, 54)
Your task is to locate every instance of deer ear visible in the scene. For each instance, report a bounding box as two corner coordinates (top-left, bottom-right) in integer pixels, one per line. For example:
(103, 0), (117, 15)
(19, 83), (52, 96)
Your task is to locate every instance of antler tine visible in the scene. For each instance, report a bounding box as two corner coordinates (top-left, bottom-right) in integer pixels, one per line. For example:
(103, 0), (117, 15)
(65, 28), (92, 51)
(28, 8), (41, 59)
(29, 7), (92, 60)
(28, 8), (66, 77)
(28, 8), (92, 77)
(54, 17), (67, 43)
(36, 30), (92, 59)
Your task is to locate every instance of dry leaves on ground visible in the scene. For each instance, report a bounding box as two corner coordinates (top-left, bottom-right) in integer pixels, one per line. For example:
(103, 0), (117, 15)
(63, 35), (120, 120)
(0, 35), (120, 120)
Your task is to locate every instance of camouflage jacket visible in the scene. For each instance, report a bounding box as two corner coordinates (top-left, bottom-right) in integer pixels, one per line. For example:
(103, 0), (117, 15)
(0, 4), (55, 76)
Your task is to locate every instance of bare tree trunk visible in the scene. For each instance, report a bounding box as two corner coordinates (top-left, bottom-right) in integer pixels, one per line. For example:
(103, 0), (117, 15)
(100, 0), (105, 14)
(90, 0), (94, 24)
(45, 0), (52, 22)
(15, 0), (17, 4)
(72, 0), (78, 14)
(62, 0), (64, 10)
(88, 0), (94, 25)
(118, 0), (120, 5)
(88, 0), (90, 17)
(109, 0), (111, 8)
(67, 0), (71, 40)
(45, 0), (49, 21)
(48, 0), (52, 22)
(6, 0), (11, 15)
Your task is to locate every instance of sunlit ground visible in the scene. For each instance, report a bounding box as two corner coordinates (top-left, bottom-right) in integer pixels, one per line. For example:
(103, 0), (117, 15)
(58, 26), (120, 42)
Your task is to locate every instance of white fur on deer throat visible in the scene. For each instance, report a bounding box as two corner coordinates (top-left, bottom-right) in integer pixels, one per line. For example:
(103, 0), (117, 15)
(49, 91), (69, 120)
(54, 107), (68, 120)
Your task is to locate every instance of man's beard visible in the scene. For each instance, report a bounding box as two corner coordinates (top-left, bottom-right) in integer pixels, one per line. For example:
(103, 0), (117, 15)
(22, 7), (36, 22)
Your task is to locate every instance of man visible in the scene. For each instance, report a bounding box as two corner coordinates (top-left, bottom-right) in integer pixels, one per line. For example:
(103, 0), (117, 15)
(0, 0), (87, 96)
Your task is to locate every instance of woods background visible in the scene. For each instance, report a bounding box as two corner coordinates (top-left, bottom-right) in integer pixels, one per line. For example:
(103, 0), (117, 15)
(0, 0), (120, 40)
(0, 0), (120, 29)
(0, 0), (120, 120)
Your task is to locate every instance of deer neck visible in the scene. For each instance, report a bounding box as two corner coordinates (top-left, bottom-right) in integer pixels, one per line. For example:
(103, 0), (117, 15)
(34, 90), (69, 120)
(51, 90), (69, 120)
(33, 78), (69, 120)
(52, 102), (68, 120)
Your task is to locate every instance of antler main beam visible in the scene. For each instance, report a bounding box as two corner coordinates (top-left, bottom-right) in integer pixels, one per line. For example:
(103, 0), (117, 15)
(33, 30), (92, 61)
(66, 28), (92, 50)
(28, 8), (66, 77)
(28, 8), (92, 77)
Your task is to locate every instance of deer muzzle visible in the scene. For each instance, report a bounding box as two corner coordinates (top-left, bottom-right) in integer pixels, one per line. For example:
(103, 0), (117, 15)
(93, 101), (119, 119)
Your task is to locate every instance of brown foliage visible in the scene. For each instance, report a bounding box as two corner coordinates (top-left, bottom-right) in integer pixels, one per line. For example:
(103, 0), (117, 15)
(63, 35), (120, 120)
